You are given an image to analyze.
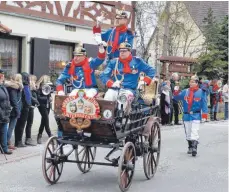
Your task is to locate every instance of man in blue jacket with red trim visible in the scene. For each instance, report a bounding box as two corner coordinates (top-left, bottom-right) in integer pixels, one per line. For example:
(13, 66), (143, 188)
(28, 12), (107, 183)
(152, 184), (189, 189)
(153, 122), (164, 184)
(100, 42), (155, 102)
(56, 44), (105, 97)
(173, 75), (208, 157)
(92, 8), (134, 60)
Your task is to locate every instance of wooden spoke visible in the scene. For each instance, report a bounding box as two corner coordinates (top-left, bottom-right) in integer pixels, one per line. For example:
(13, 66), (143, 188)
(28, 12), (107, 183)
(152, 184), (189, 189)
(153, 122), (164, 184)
(118, 142), (136, 192)
(75, 146), (96, 173)
(143, 121), (161, 179)
(45, 163), (52, 172)
(49, 165), (54, 180)
(42, 136), (64, 185)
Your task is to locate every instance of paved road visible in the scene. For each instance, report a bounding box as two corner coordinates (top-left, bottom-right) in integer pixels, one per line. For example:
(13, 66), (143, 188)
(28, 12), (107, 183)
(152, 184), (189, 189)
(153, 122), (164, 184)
(0, 121), (228, 192)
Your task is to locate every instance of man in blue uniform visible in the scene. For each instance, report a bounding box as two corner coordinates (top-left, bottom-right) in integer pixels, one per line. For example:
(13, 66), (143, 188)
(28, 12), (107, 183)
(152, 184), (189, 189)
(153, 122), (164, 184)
(100, 42), (155, 102)
(200, 80), (210, 96)
(173, 75), (208, 157)
(93, 8), (134, 60)
(56, 44), (105, 97)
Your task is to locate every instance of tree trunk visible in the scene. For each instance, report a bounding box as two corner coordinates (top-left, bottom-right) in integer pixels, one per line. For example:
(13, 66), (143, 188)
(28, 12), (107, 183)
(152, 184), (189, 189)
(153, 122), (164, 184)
(162, 1), (170, 79)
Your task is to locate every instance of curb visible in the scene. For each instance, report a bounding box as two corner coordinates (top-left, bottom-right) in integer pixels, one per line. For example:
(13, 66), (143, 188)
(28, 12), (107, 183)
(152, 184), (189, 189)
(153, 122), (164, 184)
(0, 151), (41, 165)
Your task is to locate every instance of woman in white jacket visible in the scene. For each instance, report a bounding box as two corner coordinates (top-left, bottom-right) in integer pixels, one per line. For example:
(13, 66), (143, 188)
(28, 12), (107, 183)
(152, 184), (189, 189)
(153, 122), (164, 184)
(222, 81), (228, 120)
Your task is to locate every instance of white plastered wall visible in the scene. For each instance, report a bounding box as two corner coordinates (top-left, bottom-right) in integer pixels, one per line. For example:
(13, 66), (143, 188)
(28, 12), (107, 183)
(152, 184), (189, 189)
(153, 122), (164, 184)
(0, 13), (96, 73)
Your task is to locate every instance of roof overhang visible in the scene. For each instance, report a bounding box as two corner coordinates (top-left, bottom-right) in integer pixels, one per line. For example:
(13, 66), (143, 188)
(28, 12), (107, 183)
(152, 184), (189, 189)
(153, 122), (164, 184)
(0, 22), (12, 34)
(158, 56), (197, 64)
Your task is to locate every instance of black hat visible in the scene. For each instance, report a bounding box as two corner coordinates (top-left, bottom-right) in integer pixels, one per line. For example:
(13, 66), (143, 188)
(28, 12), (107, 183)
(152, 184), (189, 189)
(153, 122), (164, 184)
(119, 42), (132, 51)
(0, 69), (4, 74)
(21, 72), (30, 85)
(73, 46), (87, 56)
(116, 7), (128, 19)
(191, 74), (199, 83)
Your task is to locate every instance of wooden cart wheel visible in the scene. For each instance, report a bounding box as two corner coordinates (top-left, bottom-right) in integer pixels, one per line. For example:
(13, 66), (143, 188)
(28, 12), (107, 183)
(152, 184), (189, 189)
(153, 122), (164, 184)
(118, 142), (136, 192)
(75, 146), (96, 173)
(42, 136), (64, 184)
(143, 120), (161, 179)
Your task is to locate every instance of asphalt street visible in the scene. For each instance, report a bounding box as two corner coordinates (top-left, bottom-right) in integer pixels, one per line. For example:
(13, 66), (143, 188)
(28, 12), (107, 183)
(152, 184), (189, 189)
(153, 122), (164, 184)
(0, 121), (228, 192)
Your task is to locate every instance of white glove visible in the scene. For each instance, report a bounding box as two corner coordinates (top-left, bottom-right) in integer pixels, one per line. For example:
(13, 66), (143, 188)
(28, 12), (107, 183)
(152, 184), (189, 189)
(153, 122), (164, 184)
(153, 77), (159, 82)
(96, 15), (105, 25)
(99, 41), (107, 47)
(138, 80), (146, 89)
(112, 81), (121, 88)
(174, 86), (179, 91)
(57, 91), (65, 96)
(98, 43), (106, 53)
(202, 118), (206, 123)
(69, 89), (78, 96)
(94, 33), (103, 45)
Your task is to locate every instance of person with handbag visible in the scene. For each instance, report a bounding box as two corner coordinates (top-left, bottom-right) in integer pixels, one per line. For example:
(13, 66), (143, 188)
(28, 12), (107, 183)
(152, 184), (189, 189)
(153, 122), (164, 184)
(0, 70), (13, 154)
(24, 75), (39, 146)
(5, 73), (23, 150)
(36, 75), (53, 144)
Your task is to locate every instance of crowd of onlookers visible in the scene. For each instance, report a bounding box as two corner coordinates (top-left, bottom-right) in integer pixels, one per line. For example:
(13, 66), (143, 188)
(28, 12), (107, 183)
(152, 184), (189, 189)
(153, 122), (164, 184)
(0, 70), (53, 155)
(159, 73), (229, 125)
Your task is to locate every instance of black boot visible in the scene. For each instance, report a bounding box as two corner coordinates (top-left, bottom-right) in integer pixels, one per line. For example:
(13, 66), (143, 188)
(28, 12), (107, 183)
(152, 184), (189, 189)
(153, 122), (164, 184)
(192, 140), (198, 157)
(16, 141), (27, 148)
(187, 140), (192, 154)
(210, 113), (214, 121)
(214, 112), (218, 121)
(37, 134), (42, 144)
(25, 138), (37, 146)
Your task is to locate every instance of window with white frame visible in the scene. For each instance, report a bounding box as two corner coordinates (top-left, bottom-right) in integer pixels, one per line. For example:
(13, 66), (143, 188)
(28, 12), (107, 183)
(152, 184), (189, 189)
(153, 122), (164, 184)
(49, 43), (73, 75)
(0, 38), (19, 74)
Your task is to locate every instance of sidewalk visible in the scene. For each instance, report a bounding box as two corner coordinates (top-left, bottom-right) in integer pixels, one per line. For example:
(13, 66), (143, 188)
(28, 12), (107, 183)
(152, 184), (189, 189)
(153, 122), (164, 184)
(0, 134), (49, 165)
(0, 108), (57, 165)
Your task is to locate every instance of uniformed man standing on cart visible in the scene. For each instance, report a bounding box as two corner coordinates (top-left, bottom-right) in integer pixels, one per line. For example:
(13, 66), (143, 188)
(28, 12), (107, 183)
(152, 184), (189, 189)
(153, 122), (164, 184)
(173, 75), (208, 156)
(92, 8), (134, 61)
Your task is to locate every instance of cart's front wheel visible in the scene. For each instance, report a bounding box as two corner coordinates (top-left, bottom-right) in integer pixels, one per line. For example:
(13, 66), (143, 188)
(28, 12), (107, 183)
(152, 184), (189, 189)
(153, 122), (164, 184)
(118, 142), (136, 192)
(75, 146), (96, 173)
(42, 136), (64, 184)
(143, 120), (161, 179)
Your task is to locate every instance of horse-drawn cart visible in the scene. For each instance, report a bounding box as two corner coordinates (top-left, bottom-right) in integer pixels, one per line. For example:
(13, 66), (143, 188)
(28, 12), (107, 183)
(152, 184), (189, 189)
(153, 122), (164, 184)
(42, 83), (161, 192)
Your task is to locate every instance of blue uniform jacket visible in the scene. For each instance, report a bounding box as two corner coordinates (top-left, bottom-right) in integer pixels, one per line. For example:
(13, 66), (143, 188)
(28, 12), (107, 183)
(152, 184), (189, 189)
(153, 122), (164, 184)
(100, 57), (155, 90)
(200, 83), (210, 96)
(101, 28), (134, 59)
(56, 57), (104, 90)
(174, 88), (208, 121)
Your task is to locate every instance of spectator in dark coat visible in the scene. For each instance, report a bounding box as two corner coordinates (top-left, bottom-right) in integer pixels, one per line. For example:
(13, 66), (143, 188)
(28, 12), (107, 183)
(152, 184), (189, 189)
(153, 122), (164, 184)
(24, 75), (39, 146)
(170, 73), (181, 125)
(14, 72), (32, 147)
(36, 75), (53, 144)
(160, 81), (172, 125)
(0, 70), (13, 154)
(5, 73), (23, 150)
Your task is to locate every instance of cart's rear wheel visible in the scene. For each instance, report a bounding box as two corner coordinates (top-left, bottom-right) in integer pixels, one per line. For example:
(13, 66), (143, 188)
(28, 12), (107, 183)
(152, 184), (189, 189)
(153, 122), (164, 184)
(143, 120), (161, 179)
(42, 136), (64, 184)
(75, 146), (96, 173)
(118, 142), (136, 192)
